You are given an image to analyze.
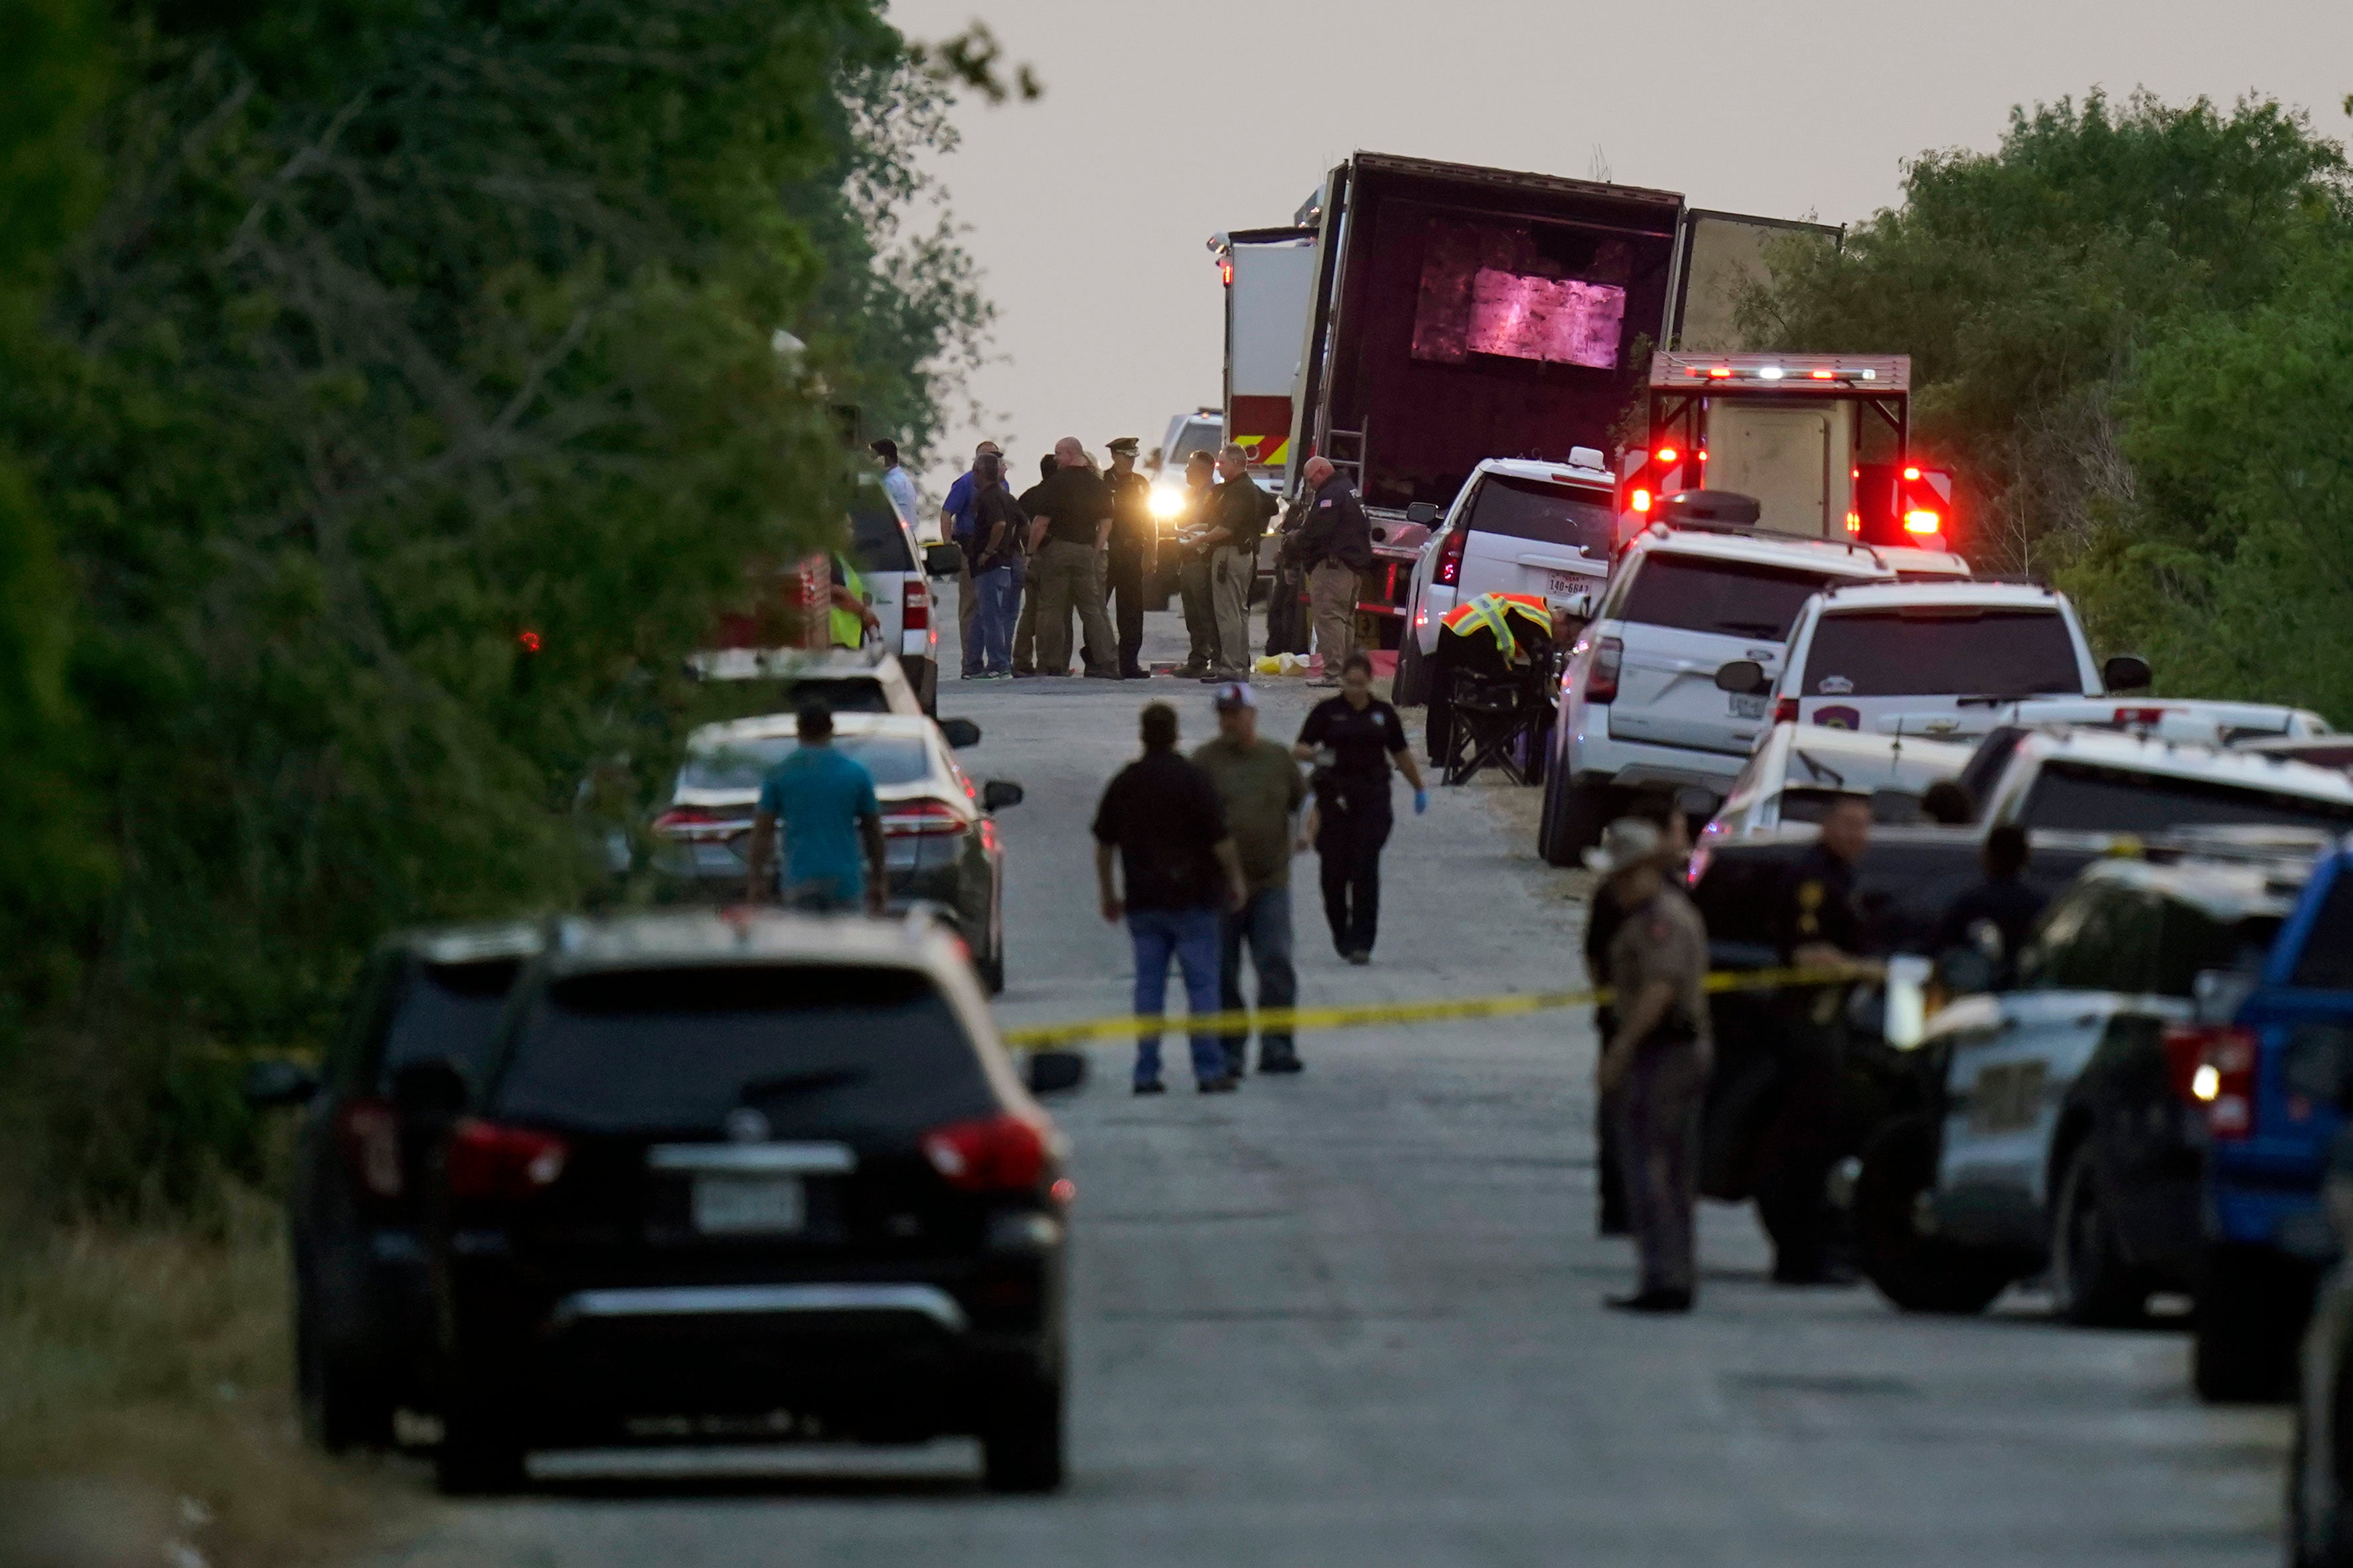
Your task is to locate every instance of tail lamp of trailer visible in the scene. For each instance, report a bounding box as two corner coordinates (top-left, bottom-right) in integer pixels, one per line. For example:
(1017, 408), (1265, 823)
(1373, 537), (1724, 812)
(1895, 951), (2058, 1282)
(1904, 509), (1943, 535)
(2166, 1023), (2257, 1138)
(1629, 488), (1652, 515)
(882, 800), (968, 838)
(446, 1119), (570, 1200)
(1433, 526), (1469, 587)
(1583, 637), (1623, 704)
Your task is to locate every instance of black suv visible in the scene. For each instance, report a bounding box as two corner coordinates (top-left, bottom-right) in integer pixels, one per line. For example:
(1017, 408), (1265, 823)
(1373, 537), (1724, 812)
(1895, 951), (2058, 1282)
(244, 923), (544, 1451)
(409, 911), (1080, 1494)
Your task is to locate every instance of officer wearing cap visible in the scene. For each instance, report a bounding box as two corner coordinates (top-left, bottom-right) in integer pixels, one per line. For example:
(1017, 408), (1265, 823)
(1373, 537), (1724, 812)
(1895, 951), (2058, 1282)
(1104, 437), (1155, 679)
(1191, 681), (1307, 1075)
(1588, 816), (1712, 1313)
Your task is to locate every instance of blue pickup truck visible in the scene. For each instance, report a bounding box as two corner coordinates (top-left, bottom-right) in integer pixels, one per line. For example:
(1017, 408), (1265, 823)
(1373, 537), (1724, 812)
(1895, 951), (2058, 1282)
(2191, 838), (2353, 1401)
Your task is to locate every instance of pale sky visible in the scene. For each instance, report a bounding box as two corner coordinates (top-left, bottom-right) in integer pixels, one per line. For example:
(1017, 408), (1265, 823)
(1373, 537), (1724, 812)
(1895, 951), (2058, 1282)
(881, 0), (2353, 496)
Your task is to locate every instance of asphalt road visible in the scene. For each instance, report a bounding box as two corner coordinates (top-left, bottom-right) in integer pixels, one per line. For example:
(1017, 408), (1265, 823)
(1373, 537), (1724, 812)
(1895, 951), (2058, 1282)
(380, 606), (2293, 1568)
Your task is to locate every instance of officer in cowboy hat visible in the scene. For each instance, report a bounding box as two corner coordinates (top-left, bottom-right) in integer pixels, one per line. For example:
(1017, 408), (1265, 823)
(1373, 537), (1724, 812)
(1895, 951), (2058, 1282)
(1103, 437), (1156, 678)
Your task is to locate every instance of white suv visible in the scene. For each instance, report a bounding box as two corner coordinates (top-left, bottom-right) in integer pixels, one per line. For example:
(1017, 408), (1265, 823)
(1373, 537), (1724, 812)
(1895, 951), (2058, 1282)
(1537, 524), (1899, 863)
(1393, 453), (1616, 705)
(1723, 579), (2128, 745)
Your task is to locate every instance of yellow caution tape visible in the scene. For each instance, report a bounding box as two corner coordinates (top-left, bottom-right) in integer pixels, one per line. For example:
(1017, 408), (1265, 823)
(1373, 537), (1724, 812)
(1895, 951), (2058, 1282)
(998, 965), (1875, 1050)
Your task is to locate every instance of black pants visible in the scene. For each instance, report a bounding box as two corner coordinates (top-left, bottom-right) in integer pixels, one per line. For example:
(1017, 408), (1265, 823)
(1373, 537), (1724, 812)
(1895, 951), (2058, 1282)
(1107, 546), (1148, 676)
(1265, 563), (1311, 656)
(1754, 1017), (1849, 1279)
(1314, 784), (1392, 955)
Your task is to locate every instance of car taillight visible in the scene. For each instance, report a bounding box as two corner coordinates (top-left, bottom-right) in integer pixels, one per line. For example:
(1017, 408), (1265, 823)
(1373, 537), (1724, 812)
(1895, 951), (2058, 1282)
(1584, 636), (1623, 704)
(903, 577), (929, 632)
(2166, 1024), (2257, 1139)
(882, 800), (967, 837)
(337, 1097), (404, 1199)
(1434, 528), (1468, 587)
(1773, 697), (1799, 724)
(445, 1119), (569, 1200)
(652, 805), (743, 838)
(921, 1113), (1048, 1192)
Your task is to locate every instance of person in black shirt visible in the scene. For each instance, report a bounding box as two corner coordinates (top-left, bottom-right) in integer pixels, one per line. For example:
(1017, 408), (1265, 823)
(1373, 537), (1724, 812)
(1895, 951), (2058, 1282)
(1103, 437), (1156, 679)
(1935, 823), (2045, 982)
(961, 452), (1027, 677)
(1294, 651), (1430, 963)
(1296, 457), (1375, 686)
(1094, 702), (1249, 1094)
(1011, 454), (1056, 676)
(1025, 437), (1121, 679)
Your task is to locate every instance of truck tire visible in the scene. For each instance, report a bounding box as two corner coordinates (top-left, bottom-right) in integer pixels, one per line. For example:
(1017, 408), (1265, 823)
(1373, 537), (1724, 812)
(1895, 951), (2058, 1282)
(1537, 775), (1612, 867)
(2050, 1142), (2147, 1327)
(1855, 1115), (2011, 1316)
(2196, 1243), (2304, 1403)
(980, 1371), (1065, 1493)
(1393, 636), (1428, 708)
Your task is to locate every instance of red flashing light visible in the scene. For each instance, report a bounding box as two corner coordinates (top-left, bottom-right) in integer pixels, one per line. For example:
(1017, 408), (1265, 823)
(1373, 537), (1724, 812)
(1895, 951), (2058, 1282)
(1654, 447), (1679, 465)
(1904, 508), (1942, 535)
(1696, 449), (1707, 463)
(1630, 488), (1652, 515)
(2113, 707), (2170, 726)
(1219, 261), (1234, 286)
(517, 630), (542, 653)
(1845, 512), (1861, 534)
(1810, 369), (1834, 380)
(1902, 466), (1922, 481)
(922, 1112), (1049, 1192)
(1707, 366), (1734, 379)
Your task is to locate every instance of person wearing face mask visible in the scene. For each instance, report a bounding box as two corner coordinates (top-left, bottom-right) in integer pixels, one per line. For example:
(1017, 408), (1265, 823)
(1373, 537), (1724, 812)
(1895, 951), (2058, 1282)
(1293, 650), (1428, 964)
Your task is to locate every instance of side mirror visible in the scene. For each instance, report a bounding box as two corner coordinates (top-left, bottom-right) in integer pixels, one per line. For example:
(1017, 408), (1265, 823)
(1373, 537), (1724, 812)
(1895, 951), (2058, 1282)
(923, 543), (965, 579)
(1024, 1050), (1087, 1095)
(1404, 502), (1440, 526)
(937, 717), (982, 748)
(242, 1058), (320, 1109)
(1714, 660), (1768, 695)
(982, 779), (1025, 812)
(2102, 654), (2153, 693)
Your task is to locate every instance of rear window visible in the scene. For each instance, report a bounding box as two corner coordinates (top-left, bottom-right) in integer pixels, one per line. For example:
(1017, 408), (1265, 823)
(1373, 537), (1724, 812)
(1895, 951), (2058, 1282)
(1618, 555), (1843, 641)
(493, 965), (995, 1137)
(1464, 476), (1614, 553)
(686, 676), (893, 729)
(376, 958), (522, 1085)
(2153, 905), (2283, 998)
(2020, 762), (2353, 836)
(1166, 420), (1220, 467)
(849, 496), (917, 576)
(2293, 875), (2353, 989)
(680, 733), (932, 793)
(1801, 607), (2081, 699)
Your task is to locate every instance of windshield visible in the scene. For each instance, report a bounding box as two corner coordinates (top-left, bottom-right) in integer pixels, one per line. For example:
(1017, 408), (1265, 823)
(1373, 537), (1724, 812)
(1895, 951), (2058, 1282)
(1802, 607), (2081, 699)
(2019, 762), (2353, 835)
(1167, 421), (1221, 468)
(680, 733), (933, 794)
(1464, 475), (1614, 553)
(377, 958), (523, 1085)
(493, 965), (996, 1137)
(1618, 555), (1846, 641)
(849, 493), (916, 574)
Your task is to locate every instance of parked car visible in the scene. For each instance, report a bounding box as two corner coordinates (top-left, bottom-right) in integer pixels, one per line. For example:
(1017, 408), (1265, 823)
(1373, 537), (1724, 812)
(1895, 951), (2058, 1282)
(1537, 521), (1898, 863)
(1393, 455), (1616, 707)
(2287, 1113), (2353, 1565)
(1973, 729), (2353, 838)
(1701, 722), (1977, 842)
(649, 712), (1020, 991)
(1858, 857), (2301, 1320)
(412, 911), (1083, 1493)
(685, 646), (929, 721)
(849, 478), (964, 715)
(1720, 578), (2142, 746)
(242, 923), (544, 1451)
(2188, 837), (2353, 1401)
(1995, 699), (2332, 747)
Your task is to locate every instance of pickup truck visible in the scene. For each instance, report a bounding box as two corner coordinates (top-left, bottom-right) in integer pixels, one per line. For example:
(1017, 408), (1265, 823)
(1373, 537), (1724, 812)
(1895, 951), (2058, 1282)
(2186, 837), (2353, 1401)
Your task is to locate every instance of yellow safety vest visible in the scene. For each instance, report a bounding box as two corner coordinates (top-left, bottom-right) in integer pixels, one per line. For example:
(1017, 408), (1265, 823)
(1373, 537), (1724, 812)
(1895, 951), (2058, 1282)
(1440, 592), (1551, 663)
(830, 553), (870, 650)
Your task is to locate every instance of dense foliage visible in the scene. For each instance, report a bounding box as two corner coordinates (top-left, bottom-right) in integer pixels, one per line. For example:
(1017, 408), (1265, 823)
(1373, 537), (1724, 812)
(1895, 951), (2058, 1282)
(1740, 90), (2353, 714)
(0, 0), (998, 1208)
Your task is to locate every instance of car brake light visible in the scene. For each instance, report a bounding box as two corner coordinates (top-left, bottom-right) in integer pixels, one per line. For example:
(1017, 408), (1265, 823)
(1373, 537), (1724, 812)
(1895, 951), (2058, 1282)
(337, 1097), (404, 1199)
(2113, 707), (2169, 726)
(445, 1119), (569, 1200)
(882, 800), (967, 837)
(921, 1112), (1047, 1192)
(1773, 697), (1799, 724)
(1584, 636), (1623, 704)
(2167, 1024), (2257, 1139)
(902, 577), (928, 632)
(652, 804), (743, 839)
(1433, 526), (1468, 587)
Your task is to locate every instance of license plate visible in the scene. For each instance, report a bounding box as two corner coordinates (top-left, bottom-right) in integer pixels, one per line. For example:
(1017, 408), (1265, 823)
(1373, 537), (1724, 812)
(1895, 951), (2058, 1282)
(1544, 571), (1592, 599)
(692, 1175), (805, 1235)
(1728, 693), (1768, 719)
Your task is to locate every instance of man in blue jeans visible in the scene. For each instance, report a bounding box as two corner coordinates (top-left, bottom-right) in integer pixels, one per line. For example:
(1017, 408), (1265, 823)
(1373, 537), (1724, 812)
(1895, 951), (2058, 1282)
(1191, 681), (1306, 1076)
(1092, 703), (1249, 1094)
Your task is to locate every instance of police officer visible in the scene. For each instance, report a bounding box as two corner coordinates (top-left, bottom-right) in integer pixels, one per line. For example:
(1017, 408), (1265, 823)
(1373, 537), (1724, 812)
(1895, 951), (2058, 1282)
(1296, 456), (1373, 685)
(1586, 794), (1696, 1236)
(1103, 439), (1157, 679)
(1174, 451), (1220, 677)
(1758, 792), (1878, 1285)
(1198, 443), (1278, 681)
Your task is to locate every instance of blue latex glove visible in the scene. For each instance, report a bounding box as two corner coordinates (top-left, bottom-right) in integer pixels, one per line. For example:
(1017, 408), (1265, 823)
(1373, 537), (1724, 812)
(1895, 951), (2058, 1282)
(1414, 787), (1430, 816)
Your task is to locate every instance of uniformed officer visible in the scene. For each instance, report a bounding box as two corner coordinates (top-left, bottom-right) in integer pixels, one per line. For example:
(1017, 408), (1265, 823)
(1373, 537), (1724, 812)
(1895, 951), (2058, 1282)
(1103, 437), (1156, 679)
(1174, 451), (1220, 677)
(1758, 792), (1878, 1285)
(1588, 817), (1712, 1314)
(1296, 456), (1373, 685)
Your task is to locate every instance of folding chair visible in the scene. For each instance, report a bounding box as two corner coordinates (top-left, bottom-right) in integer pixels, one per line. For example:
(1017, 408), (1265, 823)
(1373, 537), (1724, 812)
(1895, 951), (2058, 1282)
(1433, 599), (1556, 786)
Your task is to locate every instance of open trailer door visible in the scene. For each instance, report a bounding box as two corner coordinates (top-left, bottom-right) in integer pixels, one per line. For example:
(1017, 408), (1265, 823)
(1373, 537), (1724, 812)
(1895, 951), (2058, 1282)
(1668, 210), (1843, 352)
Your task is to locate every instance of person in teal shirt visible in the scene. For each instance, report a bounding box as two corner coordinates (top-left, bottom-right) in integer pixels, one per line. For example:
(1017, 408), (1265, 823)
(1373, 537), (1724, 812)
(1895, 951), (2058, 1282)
(745, 703), (886, 914)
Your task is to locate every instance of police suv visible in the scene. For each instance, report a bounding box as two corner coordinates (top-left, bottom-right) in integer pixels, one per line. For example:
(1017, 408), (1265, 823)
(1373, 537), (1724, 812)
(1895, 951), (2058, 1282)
(1537, 519), (1900, 863)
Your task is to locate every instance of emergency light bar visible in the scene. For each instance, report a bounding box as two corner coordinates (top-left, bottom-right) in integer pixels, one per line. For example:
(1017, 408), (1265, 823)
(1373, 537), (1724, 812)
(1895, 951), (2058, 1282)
(1650, 352), (1911, 393)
